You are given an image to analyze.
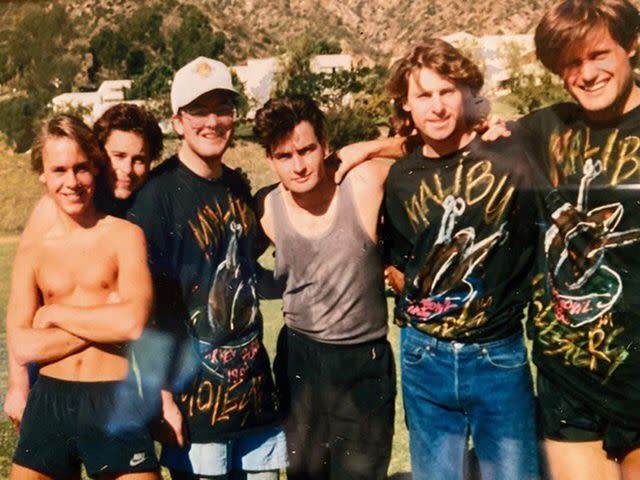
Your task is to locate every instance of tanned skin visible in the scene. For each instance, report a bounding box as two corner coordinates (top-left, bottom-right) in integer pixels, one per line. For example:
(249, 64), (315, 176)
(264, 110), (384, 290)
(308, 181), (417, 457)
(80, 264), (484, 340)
(6, 135), (158, 480)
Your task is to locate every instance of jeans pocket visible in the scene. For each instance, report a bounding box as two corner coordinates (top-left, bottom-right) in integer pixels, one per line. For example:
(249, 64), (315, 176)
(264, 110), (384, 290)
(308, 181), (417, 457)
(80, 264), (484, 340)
(483, 339), (528, 369)
(402, 342), (428, 366)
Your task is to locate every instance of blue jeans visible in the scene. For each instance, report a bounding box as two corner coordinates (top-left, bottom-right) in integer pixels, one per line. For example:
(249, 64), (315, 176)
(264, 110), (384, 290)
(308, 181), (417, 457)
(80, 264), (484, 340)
(401, 327), (539, 480)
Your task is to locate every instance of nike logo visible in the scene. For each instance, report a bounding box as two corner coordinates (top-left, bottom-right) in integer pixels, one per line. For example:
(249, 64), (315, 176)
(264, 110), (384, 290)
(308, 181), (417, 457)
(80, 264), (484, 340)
(129, 452), (147, 467)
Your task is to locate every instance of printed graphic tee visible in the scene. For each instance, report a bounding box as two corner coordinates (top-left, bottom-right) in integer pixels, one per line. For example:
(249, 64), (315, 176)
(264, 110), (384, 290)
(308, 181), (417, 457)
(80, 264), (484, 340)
(384, 135), (536, 343)
(520, 103), (640, 428)
(128, 156), (279, 442)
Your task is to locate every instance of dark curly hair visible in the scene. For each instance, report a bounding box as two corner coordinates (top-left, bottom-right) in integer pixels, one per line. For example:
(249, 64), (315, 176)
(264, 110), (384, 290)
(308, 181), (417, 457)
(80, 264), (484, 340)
(387, 38), (485, 138)
(253, 95), (326, 155)
(93, 103), (163, 161)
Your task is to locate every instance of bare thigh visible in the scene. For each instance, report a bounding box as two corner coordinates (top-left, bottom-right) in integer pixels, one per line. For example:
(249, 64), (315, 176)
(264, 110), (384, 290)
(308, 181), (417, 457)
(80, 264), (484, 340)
(102, 471), (162, 480)
(621, 447), (640, 480)
(544, 439), (621, 480)
(10, 463), (80, 480)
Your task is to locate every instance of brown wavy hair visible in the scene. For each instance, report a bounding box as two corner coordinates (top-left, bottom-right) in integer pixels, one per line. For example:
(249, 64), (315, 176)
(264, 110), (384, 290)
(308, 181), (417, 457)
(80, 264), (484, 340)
(387, 38), (484, 138)
(536, 0), (640, 74)
(93, 103), (163, 161)
(31, 114), (107, 173)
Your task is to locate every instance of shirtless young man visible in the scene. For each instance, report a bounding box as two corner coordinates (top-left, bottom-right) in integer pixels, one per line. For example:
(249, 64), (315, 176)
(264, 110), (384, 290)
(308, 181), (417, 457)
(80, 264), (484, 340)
(6, 115), (159, 479)
(253, 95), (395, 480)
(3, 103), (163, 431)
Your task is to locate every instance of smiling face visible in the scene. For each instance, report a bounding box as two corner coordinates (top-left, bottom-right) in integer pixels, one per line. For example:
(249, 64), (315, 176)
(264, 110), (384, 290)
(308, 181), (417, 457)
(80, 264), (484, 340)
(403, 66), (472, 151)
(172, 90), (235, 161)
(268, 121), (328, 194)
(104, 130), (150, 200)
(40, 137), (97, 218)
(559, 27), (639, 121)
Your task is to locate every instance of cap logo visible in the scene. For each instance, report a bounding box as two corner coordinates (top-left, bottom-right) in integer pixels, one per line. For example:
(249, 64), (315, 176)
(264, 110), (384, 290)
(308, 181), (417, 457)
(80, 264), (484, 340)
(195, 61), (212, 77)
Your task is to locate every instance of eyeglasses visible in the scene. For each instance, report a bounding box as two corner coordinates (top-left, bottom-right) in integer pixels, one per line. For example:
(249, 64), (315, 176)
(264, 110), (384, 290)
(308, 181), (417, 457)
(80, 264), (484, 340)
(180, 105), (235, 127)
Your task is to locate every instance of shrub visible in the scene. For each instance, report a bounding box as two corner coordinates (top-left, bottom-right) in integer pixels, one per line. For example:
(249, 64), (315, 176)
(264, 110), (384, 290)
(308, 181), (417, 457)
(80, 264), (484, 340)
(325, 106), (380, 151)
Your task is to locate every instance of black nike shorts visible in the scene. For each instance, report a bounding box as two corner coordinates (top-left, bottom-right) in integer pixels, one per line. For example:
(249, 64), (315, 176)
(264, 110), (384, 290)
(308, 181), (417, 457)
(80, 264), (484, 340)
(13, 375), (159, 478)
(537, 373), (640, 461)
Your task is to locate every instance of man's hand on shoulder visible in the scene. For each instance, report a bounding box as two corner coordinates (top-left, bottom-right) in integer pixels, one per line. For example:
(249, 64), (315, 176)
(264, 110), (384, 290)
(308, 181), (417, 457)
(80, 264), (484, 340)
(478, 116), (512, 142)
(333, 137), (406, 184)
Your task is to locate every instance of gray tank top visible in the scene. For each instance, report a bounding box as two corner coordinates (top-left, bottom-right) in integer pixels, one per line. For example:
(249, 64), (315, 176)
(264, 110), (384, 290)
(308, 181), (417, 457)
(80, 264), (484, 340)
(270, 176), (388, 344)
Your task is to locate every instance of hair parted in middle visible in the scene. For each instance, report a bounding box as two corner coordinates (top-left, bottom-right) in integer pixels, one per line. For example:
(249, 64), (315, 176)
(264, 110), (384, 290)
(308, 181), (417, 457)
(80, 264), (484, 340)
(93, 103), (164, 161)
(387, 37), (485, 138)
(31, 114), (107, 173)
(253, 95), (326, 155)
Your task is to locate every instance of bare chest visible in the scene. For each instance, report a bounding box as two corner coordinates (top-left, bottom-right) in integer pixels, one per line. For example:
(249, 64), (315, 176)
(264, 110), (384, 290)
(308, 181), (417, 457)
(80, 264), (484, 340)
(35, 236), (118, 302)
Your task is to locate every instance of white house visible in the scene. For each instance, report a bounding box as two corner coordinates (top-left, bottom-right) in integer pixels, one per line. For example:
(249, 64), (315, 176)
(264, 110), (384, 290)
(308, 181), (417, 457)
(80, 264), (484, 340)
(309, 54), (352, 74)
(51, 80), (135, 124)
(232, 57), (279, 114)
(442, 32), (537, 95)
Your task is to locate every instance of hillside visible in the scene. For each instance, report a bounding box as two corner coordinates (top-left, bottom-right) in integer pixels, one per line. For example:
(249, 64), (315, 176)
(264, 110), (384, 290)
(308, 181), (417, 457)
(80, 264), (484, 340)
(0, 0), (567, 64)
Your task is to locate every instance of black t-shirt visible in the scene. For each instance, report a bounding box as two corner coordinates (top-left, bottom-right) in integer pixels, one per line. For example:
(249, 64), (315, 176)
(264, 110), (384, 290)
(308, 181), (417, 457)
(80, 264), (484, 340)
(384, 135), (536, 342)
(127, 155), (279, 442)
(520, 103), (640, 428)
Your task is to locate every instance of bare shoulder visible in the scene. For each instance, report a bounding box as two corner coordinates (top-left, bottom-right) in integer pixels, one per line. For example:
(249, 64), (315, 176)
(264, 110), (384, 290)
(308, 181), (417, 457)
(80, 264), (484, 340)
(99, 216), (146, 245)
(11, 240), (38, 279)
(347, 158), (393, 189)
(20, 195), (57, 249)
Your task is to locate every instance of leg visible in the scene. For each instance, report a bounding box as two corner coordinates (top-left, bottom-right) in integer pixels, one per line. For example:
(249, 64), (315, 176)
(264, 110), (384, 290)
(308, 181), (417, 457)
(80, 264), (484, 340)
(11, 377), (82, 480)
(545, 439), (621, 480)
(467, 334), (539, 480)
(229, 471), (279, 480)
(169, 470), (227, 480)
(622, 447), (640, 480)
(233, 427), (287, 479)
(104, 472), (162, 480)
(401, 328), (467, 480)
(537, 373), (620, 480)
(10, 463), (77, 480)
(277, 330), (329, 479)
(326, 339), (395, 480)
(161, 442), (229, 479)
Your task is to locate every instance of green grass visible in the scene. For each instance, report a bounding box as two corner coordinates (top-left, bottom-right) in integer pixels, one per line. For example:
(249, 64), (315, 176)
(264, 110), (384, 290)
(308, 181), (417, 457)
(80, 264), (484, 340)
(0, 150), (43, 235)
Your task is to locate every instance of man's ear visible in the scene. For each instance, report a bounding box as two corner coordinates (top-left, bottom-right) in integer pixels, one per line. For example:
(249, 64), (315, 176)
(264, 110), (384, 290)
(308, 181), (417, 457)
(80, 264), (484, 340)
(402, 100), (411, 113)
(627, 39), (638, 61)
(39, 172), (46, 184)
(171, 114), (185, 137)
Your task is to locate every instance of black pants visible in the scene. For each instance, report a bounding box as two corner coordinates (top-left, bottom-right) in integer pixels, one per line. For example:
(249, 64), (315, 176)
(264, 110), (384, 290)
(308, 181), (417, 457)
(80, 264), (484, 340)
(274, 327), (395, 480)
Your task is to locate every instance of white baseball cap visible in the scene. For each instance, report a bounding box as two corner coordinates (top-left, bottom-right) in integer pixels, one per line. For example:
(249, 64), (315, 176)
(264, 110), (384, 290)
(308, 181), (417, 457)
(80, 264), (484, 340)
(170, 57), (239, 114)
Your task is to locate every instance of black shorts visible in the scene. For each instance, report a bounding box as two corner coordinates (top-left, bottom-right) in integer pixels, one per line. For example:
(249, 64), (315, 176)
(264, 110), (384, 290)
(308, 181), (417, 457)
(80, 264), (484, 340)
(274, 326), (396, 480)
(13, 375), (159, 478)
(537, 373), (640, 460)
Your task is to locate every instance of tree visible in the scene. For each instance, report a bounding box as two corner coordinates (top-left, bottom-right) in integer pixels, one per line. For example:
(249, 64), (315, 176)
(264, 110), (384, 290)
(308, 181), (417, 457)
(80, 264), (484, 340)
(126, 49), (147, 77)
(325, 106), (380, 151)
(275, 34), (343, 95)
(89, 27), (130, 76)
(123, 7), (165, 52)
(0, 3), (82, 151)
(171, 5), (225, 69)
(501, 41), (570, 114)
